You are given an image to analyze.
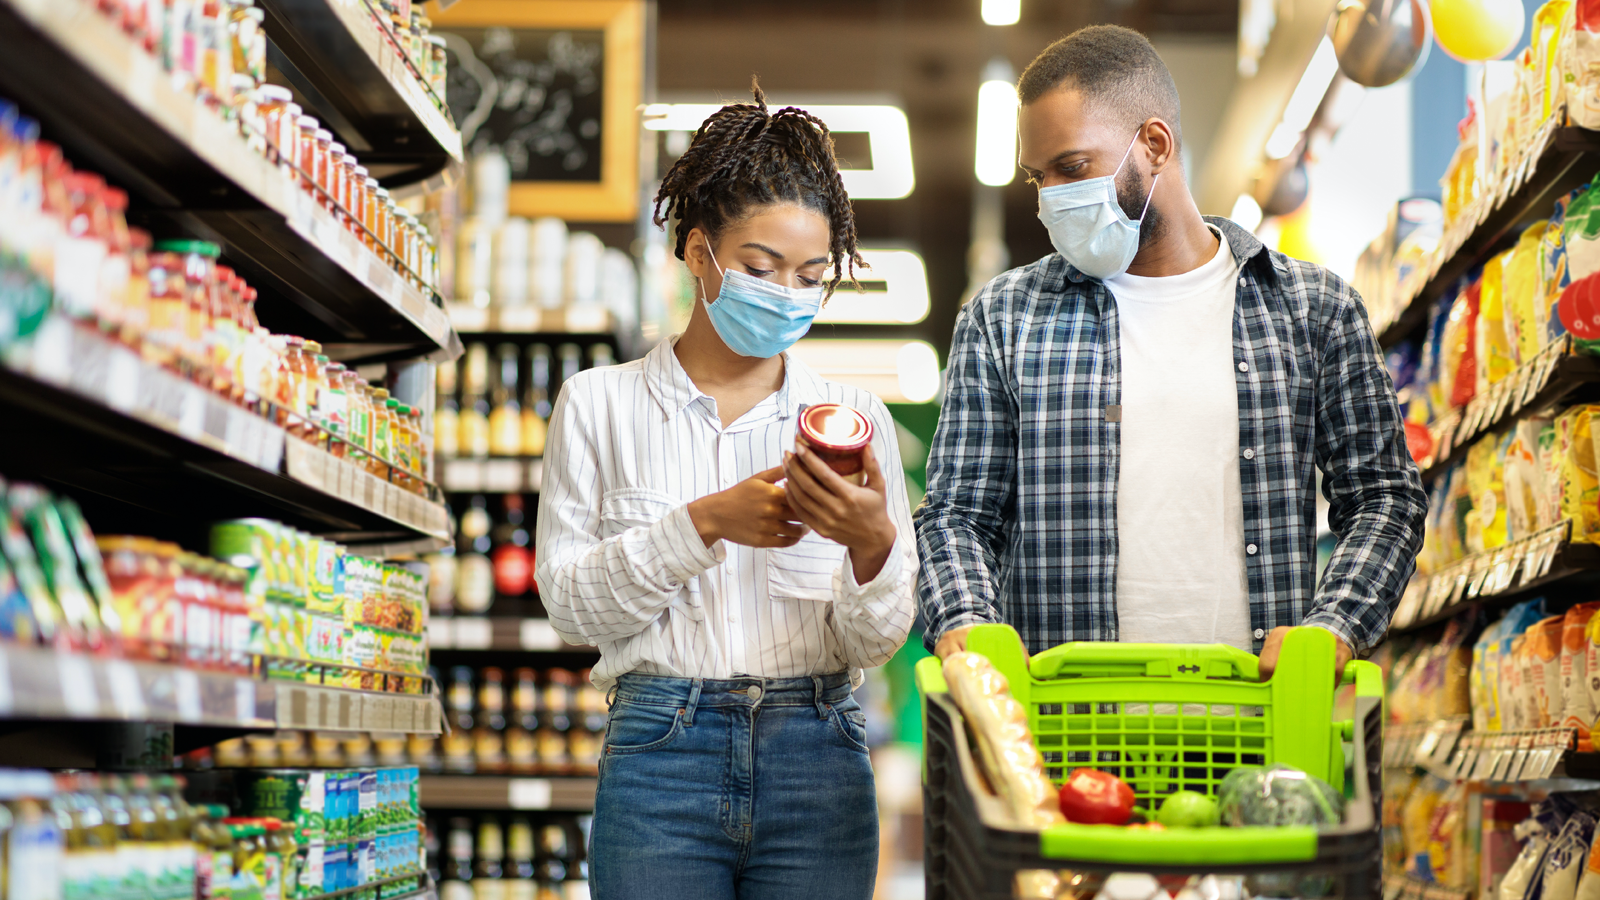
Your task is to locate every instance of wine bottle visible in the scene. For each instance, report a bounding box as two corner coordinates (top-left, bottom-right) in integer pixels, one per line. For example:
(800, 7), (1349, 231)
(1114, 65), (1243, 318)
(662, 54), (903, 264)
(474, 667), (508, 775)
(438, 817), (475, 900)
(520, 345), (551, 458)
(489, 343), (522, 457)
(459, 343), (491, 459)
(473, 817), (505, 900)
(506, 816), (536, 900)
(491, 494), (532, 600)
(440, 666), (477, 774)
(506, 667), (538, 775)
(455, 496), (494, 615)
(434, 360), (460, 459)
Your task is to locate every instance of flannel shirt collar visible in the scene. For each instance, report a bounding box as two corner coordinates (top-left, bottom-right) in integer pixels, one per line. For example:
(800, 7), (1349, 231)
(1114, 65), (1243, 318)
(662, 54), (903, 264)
(1056, 216), (1272, 284)
(642, 335), (825, 423)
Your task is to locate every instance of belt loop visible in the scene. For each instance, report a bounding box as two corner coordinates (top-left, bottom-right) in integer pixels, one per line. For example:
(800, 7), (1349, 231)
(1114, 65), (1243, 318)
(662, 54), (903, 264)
(684, 678), (703, 727)
(813, 675), (828, 720)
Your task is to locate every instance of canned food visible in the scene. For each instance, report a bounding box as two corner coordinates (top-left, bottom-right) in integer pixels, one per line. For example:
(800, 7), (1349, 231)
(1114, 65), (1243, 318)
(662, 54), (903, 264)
(796, 403), (874, 485)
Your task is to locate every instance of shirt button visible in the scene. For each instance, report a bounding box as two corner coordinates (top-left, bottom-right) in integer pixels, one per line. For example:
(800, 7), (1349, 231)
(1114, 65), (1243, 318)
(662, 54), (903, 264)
(1243, 448), (1255, 460)
(1237, 362), (1249, 373)
(1246, 543), (1258, 555)
(1254, 628), (1266, 640)
(748, 685), (763, 702)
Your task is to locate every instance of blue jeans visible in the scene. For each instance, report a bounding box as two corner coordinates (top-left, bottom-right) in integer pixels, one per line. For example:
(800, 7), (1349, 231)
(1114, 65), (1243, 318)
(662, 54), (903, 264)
(591, 671), (878, 900)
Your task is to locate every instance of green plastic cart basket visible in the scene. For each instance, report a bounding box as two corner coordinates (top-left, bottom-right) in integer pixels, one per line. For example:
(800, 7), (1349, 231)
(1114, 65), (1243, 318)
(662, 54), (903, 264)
(918, 624), (1384, 900)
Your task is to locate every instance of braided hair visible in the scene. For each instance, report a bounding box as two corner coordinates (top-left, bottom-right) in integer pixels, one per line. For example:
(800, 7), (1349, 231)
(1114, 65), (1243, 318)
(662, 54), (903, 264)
(652, 80), (864, 298)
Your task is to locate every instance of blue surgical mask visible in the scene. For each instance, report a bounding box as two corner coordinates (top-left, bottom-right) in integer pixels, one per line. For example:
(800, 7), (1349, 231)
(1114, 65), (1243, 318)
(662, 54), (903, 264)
(1036, 130), (1159, 280)
(698, 242), (823, 359)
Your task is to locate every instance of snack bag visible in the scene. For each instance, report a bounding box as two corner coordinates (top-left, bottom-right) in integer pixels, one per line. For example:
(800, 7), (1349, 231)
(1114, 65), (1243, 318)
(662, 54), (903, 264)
(1507, 418), (1555, 539)
(1568, 0), (1600, 127)
(1543, 420), (1565, 531)
(1568, 183), (1600, 285)
(1447, 279), (1484, 409)
(1557, 405), (1600, 542)
(1486, 798), (1536, 899)
(1481, 252), (1519, 388)
(1476, 615), (1511, 731)
(1499, 599), (1552, 731)
(1563, 602), (1600, 748)
(1528, 614), (1567, 727)
(1545, 810), (1597, 900)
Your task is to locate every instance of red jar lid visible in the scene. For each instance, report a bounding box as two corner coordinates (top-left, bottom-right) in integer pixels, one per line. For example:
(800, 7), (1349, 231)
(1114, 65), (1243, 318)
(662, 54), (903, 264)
(799, 403), (873, 452)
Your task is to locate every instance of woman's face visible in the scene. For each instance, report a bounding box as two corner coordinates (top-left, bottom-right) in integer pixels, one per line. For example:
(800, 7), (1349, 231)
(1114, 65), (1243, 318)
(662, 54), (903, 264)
(685, 203), (831, 302)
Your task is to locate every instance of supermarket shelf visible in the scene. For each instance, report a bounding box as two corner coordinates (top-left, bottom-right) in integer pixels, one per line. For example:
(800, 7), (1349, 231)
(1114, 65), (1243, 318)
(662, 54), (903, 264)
(305, 872), (432, 900)
(0, 0), (460, 365)
(259, 0), (462, 186)
(440, 457), (545, 494)
(446, 303), (617, 337)
(1388, 521), (1600, 635)
(429, 616), (594, 653)
(0, 642), (441, 735)
(1417, 339), (1600, 481)
(418, 775), (597, 811)
(426, 617), (594, 654)
(1375, 125), (1600, 349)
(0, 318), (451, 548)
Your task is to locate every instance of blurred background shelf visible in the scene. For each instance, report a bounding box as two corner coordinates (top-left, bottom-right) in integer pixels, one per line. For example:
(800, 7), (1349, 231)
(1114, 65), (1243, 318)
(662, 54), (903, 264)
(419, 775), (597, 812)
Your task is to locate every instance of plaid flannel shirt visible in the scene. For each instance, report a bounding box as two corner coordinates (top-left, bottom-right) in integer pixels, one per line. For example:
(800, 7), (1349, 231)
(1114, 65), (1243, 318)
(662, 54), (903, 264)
(914, 217), (1427, 656)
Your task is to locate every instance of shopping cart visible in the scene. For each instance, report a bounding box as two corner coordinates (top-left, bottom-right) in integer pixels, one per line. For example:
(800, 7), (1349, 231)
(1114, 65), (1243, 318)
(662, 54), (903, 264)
(918, 625), (1384, 900)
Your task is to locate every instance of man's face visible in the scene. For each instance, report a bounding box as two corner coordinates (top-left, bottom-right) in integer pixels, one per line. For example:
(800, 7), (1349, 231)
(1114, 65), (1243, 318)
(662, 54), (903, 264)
(1019, 87), (1160, 242)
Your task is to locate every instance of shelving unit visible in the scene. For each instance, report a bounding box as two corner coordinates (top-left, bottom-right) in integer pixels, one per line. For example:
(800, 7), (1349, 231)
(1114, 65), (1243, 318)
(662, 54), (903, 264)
(419, 775), (597, 812)
(445, 303), (617, 337)
(0, 317), (451, 548)
(0, 0), (461, 365)
(427, 616), (593, 653)
(1388, 521), (1600, 635)
(259, 0), (462, 186)
(1375, 124), (1600, 350)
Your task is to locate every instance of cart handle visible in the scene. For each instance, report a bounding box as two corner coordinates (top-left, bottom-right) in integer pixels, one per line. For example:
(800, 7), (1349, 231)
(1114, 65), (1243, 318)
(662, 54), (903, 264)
(1028, 641), (1261, 682)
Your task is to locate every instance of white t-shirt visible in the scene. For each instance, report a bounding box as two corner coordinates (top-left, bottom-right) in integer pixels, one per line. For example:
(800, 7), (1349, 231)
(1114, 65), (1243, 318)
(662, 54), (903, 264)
(1104, 229), (1251, 651)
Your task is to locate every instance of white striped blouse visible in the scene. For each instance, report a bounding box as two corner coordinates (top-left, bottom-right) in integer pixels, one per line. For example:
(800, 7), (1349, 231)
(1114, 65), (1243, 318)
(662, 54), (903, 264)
(533, 337), (917, 691)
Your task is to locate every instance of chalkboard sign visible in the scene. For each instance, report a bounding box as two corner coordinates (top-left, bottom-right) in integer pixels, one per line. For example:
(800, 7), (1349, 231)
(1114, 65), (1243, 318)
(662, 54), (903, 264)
(440, 26), (606, 183)
(429, 0), (643, 223)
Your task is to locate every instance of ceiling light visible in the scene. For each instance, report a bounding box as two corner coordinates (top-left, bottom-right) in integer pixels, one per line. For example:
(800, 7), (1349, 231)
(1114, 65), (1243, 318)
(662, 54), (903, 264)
(642, 103), (915, 199)
(788, 339), (942, 404)
(1264, 37), (1339, 160)
(975, 59), (1019, 187)
(982, 0), (1021, 25)
(816, 249), (931, 325)
(1231, 194), (1264, 232)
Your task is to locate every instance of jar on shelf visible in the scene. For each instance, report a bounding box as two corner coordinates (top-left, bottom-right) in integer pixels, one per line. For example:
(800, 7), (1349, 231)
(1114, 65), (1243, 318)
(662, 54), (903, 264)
(295, 116), (319, 192)
(256, 86), (295, 167)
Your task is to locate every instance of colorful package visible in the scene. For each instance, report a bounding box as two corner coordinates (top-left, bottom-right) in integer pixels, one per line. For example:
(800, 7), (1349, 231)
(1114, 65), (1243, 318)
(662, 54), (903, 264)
(1564, 602), (1600, 748)
(1557, 406), (1600, 543)
(1485, 798), (1535, 899)
(1480, 251), (1518, 388)
(1476, 616), (1512, 731)
(1528, 614), (1567, 727)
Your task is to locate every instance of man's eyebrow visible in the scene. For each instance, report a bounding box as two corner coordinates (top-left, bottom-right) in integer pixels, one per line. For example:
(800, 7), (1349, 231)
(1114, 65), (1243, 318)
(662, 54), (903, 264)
(741, 242), (784, 259)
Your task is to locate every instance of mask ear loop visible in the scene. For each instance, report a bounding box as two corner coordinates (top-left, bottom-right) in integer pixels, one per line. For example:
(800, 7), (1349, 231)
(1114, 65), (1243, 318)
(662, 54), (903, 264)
(1115, 127), (1160, 225)
(696, 236), (725, 304)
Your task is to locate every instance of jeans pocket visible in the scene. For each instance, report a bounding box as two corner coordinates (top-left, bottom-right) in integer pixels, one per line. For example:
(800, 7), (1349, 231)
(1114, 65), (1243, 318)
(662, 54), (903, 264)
(828, 701), (870, 753)
(604, 699), (687, 756)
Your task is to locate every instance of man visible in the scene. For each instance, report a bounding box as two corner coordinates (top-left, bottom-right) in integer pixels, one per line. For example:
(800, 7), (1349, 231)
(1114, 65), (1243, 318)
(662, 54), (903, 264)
(914, 25), (1427, 677)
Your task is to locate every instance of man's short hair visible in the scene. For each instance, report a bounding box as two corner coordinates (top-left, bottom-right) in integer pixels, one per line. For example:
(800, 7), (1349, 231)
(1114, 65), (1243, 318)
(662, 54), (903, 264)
(1017, 25), (1183, 148)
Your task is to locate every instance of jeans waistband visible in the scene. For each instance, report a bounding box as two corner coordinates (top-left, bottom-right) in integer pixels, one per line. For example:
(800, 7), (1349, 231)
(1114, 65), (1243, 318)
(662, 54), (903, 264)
(611, 671), (852, 721)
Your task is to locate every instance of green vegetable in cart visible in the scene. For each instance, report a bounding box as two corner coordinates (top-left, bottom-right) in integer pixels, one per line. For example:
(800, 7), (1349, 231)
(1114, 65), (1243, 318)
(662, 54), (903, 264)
(1155, 790), (1219, 828)
(1057, 768), (1135, 825)
(1217, 764), (1344, 828)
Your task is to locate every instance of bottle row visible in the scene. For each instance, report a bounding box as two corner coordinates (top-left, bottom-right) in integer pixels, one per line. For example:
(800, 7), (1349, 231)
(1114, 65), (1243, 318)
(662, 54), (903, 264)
(34, 0), (446, 297)
(0, 113), (438, 492)
(0, 766), (427, 900)
(424, 494), (538, 617)
(0, 477), (432, 693)
(435, 342), (615, 462)
(368, 0), (453, 107)
(429, 812), (591, 900)
(193, 666), (606, 776)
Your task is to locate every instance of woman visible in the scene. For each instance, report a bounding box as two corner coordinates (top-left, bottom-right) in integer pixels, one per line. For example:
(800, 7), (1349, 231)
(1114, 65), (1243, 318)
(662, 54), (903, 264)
(534, 86), (916, 899)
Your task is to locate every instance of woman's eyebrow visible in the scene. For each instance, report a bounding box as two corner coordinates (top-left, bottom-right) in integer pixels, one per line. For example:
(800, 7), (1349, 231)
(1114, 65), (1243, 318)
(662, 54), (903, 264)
(741, 242), (784, 259)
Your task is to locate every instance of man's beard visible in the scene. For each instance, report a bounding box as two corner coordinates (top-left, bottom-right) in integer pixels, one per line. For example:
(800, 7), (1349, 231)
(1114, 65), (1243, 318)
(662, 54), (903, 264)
(1116, 164), (1165, 250)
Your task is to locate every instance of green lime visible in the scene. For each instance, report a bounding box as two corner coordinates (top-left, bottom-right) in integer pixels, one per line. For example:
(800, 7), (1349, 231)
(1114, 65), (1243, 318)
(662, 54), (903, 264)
(1156, 791), (1220, 827)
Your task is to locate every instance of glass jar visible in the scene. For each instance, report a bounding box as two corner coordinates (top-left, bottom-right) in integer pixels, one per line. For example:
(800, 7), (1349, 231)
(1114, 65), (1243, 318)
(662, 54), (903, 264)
(295, 116), (319, 190)
(363, 177), (382, 254)
(341, 156), (361, 230)
(256, 87), (295, 166)
(312, 129), (332, 206)
(144, 250), (186, 370)
(325, 142), (346, 218)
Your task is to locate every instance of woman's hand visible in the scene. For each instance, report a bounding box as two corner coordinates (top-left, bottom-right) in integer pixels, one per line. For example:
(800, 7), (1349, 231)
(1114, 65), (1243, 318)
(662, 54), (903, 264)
(687, 466), (809, 548)
(783, 442), (898, 583)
